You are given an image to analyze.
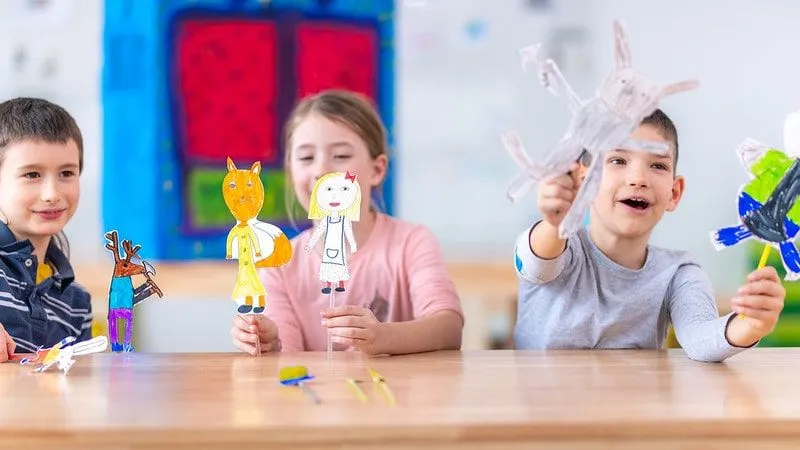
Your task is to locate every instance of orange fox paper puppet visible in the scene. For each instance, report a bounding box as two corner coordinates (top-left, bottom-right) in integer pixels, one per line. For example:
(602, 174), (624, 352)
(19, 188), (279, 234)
(223, 158), (292, 313)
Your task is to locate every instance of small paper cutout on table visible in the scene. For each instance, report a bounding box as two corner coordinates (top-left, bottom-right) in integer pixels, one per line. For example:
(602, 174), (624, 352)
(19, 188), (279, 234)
(23, 335), (108, 375)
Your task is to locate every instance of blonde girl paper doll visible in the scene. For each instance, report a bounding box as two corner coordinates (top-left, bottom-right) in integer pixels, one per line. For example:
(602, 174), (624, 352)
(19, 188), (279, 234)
(304, 171), (361, 294)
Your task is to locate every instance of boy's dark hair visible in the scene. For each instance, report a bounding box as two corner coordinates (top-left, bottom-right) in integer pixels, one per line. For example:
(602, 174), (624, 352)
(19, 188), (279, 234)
(0, 97), (84, 172)
(578, 108), (680, 174)
(642, 108), (679, 171)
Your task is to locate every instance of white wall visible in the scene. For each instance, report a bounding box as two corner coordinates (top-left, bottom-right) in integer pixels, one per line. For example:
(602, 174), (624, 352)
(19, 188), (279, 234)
(0, 0), (104, 263)
(397, 0), (597, 262)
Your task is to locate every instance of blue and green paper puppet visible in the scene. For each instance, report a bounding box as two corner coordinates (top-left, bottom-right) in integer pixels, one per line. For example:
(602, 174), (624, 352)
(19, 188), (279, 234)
(711, 112), (800, 280)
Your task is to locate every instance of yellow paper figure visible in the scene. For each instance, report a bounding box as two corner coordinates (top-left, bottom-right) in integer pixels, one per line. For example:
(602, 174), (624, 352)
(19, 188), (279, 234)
(305, 171), (361, 294)
(223, 158), (292, 313)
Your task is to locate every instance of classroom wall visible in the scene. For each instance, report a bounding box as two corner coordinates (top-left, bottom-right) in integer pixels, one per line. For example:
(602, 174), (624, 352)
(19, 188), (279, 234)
(396, 0), (595, 262)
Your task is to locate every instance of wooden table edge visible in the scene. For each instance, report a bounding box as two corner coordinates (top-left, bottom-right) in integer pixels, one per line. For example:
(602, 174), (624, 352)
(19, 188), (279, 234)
(5, 419), (800, 446)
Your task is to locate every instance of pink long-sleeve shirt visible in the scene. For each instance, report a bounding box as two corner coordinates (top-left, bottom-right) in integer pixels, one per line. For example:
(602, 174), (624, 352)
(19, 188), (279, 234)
(261, 213), (463, 351)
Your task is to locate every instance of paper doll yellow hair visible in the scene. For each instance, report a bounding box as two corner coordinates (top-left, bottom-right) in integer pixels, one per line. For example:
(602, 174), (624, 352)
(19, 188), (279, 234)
(308, 172), (361, 221)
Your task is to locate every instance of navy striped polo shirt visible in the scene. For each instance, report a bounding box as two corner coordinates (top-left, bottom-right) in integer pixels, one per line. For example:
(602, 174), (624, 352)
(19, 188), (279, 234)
(0, 223), (92, 352)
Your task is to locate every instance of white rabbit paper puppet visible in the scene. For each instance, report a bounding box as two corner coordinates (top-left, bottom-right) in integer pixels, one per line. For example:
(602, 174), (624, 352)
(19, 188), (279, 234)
(502, 19), (700, 238)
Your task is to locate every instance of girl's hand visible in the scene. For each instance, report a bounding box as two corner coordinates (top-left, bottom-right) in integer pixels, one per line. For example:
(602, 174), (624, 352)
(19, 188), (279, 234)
(321, 306), (385, 356)
(231, 314), (281, 355)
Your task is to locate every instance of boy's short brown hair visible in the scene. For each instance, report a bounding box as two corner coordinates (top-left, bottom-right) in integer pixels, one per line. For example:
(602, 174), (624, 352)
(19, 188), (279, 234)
(642, 108), (679, 171)
(579, 108), (680, 173)
(0, 97), (84, 172)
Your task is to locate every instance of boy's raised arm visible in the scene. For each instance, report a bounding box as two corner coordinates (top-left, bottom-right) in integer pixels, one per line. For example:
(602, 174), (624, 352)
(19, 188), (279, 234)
(515, 165), (581, 284)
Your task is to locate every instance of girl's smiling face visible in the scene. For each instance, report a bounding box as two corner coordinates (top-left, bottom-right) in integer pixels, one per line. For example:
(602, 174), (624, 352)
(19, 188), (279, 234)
(288, 113), (386, 217)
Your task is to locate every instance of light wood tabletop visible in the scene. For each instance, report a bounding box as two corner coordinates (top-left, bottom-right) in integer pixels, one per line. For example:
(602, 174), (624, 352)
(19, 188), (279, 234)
(3, 349), (800, 449)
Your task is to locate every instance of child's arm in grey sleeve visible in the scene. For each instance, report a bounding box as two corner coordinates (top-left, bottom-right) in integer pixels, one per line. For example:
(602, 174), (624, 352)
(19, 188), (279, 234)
(669, 264), (752, 363)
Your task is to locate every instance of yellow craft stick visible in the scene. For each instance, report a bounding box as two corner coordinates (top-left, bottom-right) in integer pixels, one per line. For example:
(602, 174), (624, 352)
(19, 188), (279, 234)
(368, 368), (396, 406)
(758, 245), (771, 270)
(345, 377), (368, 404)
(739, 245), (772, 319)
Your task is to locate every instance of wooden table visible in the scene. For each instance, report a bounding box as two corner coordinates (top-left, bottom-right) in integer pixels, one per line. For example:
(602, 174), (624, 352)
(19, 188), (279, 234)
(3, 349), (800, 449)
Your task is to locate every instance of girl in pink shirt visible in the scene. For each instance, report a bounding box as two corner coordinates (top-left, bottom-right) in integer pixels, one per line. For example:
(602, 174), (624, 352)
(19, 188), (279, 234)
(231, 90), (464, 355)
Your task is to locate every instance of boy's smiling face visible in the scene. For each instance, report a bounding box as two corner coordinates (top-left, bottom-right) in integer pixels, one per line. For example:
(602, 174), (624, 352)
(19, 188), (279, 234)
(587, 124), (685, 240)
(0, 139), (81, 245)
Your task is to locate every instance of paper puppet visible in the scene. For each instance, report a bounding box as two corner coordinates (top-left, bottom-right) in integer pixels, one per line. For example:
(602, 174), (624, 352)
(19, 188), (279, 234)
(23, 335), (108, 374)
(18, 346), (47, 365)
(105, 230), (163, 352)
(502, 19), (700, 238)
(279, 366), (320, 404)
(304, 171), (360, 294)
(223, 158), (293, 314)
(711, 112), (800, 280)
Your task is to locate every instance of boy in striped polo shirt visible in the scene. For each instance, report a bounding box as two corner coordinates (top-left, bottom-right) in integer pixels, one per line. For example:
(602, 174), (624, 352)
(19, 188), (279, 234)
(0, 97), (92, 361)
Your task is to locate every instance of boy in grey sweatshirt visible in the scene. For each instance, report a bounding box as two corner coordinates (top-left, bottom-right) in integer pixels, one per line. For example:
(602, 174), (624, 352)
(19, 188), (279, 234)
(514, 109), (785, 362)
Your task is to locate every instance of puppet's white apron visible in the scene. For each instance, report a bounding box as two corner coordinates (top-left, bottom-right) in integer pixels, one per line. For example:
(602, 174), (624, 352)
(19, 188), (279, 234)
(319, 216), (350, 282)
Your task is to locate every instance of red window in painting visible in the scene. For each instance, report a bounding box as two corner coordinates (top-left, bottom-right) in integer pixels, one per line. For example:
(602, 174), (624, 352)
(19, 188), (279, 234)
(296, 21), (378, 100)
(175, 19), (279, 164)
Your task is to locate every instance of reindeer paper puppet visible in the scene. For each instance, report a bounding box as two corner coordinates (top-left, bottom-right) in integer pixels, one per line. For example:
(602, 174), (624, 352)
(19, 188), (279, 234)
(223, 158), (292, 314)
(104, 231), (163, 352)
(304, 171), (360, 294)
(502, 19), (700, 238)
(711, 112), (800, 280)
(23, 335), (108, 375)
